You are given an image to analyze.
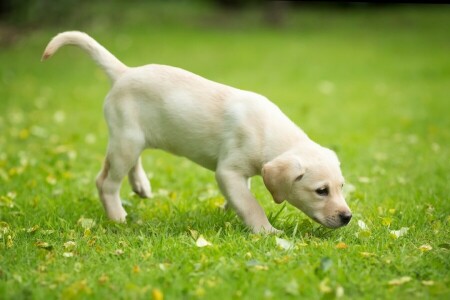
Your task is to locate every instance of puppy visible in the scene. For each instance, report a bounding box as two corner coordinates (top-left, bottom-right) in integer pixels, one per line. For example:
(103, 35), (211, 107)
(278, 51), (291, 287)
(42, 31), (352, 233)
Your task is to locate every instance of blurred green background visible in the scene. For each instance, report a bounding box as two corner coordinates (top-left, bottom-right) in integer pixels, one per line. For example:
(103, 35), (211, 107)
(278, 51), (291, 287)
(1, 1), (449, 299)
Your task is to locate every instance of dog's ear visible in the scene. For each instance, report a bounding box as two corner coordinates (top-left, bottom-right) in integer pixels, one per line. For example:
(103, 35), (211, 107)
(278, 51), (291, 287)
(262, 153), (305, 204)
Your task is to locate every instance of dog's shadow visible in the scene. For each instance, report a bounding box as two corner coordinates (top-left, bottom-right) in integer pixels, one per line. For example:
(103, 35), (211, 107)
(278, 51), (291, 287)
(98, 204), (342, 242)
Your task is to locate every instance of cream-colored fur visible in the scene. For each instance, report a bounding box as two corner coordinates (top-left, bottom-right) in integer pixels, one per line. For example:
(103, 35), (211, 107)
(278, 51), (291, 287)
(42, 31), (352, 233)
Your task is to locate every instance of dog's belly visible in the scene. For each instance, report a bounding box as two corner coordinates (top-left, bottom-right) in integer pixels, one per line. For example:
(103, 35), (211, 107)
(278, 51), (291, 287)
(149, 126), (221, 171)
(139, 96), (226, 171)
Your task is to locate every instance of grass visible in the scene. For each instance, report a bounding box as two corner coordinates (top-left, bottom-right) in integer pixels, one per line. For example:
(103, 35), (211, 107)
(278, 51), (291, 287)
(1, 2), (449, 299)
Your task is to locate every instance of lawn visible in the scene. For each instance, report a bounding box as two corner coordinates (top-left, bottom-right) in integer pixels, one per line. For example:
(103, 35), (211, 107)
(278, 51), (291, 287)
(0, 2), (449, 299)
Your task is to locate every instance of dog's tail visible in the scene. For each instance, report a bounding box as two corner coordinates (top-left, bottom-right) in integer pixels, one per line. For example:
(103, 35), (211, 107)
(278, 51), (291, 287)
(41, 31), (127, 82)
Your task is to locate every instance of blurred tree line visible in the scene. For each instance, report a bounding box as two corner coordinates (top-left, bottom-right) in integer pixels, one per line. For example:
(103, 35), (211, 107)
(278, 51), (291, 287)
(0, 0), (388, 27)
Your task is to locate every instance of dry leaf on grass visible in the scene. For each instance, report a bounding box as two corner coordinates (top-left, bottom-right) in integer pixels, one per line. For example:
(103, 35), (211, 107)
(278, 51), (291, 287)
(195, 235), (212, 247)
(390, 227), (409, 239)
(275, 237), (294, 250)
(388, 276), (411, 286)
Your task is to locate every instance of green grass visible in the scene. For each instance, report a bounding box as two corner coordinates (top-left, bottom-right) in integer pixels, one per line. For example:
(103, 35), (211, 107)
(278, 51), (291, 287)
(1, 3), (449, 299)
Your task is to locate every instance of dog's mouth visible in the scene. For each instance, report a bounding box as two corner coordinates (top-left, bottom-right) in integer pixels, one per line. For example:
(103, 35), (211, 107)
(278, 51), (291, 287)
(312, 215), (348, 229)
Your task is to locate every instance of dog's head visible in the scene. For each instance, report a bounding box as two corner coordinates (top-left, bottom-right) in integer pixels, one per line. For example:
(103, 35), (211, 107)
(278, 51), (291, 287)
(262, 147), (351, 228)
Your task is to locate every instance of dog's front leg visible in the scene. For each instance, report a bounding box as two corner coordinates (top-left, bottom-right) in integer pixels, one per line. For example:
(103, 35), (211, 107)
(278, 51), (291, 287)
(215, 168), (280, 234)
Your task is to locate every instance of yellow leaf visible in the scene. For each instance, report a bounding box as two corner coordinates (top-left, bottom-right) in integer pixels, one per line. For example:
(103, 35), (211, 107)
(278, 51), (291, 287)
(274, 255), (291, 264)
(6, 235), (13, 248)
(360, 252), (376, 258)
(419, 244), (432, 252)
(35, 241), (52, 250)
(0, 222), (10, 237)
(84, 228), (91, 237)
(421, 280), (435, 286)
(253, 265), (269, 271)
(319, 278), (332, 294)
(78, 217), (96, 229)
(336, 242), (348, 249)
(18, 129), (29, 140)
(64, 241), (76, 249)
(132, 265), (140, 274)
(46, 175), (57, 185)
(196, 235), (212, 247)
(26, 225), (40, 233)
(152, 288), (164, 300)
(188, 229), (199, 240)
(98, 274), (109, 285)
(390, 227), (409, 239)
(388, 276), (411, 286)
(381, 217), (392, 226)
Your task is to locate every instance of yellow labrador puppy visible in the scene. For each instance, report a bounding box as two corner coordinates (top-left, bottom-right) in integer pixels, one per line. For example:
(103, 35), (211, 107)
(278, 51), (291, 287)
(42, 31), (351, 233)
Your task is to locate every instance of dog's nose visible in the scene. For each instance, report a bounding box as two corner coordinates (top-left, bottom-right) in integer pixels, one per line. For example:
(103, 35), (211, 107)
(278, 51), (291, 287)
(339, 211), (352, 225)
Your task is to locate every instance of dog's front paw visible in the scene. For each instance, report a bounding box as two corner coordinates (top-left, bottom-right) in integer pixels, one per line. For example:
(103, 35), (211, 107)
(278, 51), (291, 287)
(252, 225), (283, 235)
(107, 207), (127, 223)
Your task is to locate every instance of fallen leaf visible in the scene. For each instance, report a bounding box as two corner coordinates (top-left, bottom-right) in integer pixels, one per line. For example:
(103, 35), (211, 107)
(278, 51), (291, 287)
(0, 222), (10, 237)
(78, 217), (96, 229)
(195, 235), (212, 247)
(132, 265), (140, 273)
(419, 244), (432, 252)
(64, 241), (76, 249)
(189, 229), (199, 240)
(26, 225), (40, 233)
(98, 274), (109, 284)
(360, 252), (376, 258)
(319, 278), (332, 294)
(152, 288), (164, 300)
(390, 227), (409, 239)
(421, 280), (435, 286)
(46, 175), (57, 185)
(62, 279), (91, 298)
(63, 252), (74, 258)
(358, 220), (369, 230)
(35, 241), (53, 250)
(84, 228), (91, 238)
(336, 242), (348, 249)
(388, 276), (411, 286)
(336, 285), (345, 298)
(275, 237), (294, 250)
(7, 235), (13, 248)
(381, 217), (392, 226)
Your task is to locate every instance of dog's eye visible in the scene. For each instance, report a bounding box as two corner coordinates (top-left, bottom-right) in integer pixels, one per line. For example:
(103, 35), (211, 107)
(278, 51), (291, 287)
(315, 187), (329, 196)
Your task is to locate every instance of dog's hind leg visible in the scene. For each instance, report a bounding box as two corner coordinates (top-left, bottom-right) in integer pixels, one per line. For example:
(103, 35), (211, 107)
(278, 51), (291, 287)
(96, 137), (144, 222)
(128, 156), (152, 198)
